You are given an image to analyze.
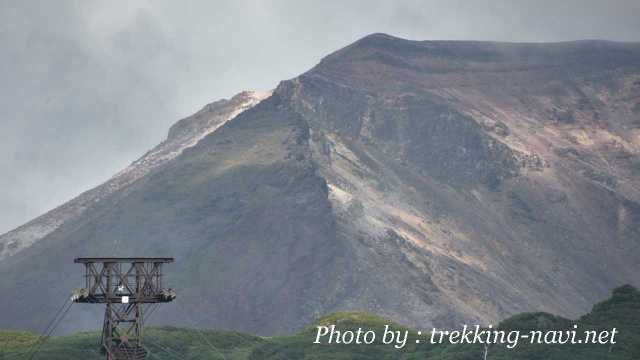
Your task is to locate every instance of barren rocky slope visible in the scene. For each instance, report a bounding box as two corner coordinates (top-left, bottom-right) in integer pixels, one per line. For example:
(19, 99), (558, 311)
(0, 34), (638, 335)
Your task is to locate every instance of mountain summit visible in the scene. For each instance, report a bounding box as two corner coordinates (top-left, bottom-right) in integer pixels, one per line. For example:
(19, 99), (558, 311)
(1, 34), (639, 335)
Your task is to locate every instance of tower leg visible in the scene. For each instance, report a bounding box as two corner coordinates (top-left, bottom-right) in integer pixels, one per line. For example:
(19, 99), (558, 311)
(102, 303), (146, 359)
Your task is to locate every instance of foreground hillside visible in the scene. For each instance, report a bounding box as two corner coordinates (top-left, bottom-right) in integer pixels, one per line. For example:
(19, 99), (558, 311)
(2, 286), (638, 359)
(1, 34), (640, 334)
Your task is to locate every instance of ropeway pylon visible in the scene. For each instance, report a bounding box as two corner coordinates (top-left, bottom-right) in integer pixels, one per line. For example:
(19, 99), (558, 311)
(72, 258), (176, 360)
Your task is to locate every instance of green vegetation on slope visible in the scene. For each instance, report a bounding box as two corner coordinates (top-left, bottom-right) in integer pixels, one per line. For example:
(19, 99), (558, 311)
(1, 285), (638, 359)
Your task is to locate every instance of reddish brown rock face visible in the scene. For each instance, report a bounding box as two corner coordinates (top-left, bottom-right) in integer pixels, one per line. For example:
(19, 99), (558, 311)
(1, 34), (639, 335)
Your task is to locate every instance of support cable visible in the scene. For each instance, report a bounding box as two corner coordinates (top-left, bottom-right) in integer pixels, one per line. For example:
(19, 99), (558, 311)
(20, 298), (71, 359)
(142, 304), (159, 326)
(26, 300), (74, 360)
(175, 301), (227, 360)
(143, 338), (188, 360)
(32, 298), (71, 344)
(5, 346), (100, 360)
(141, 344), (163, 360)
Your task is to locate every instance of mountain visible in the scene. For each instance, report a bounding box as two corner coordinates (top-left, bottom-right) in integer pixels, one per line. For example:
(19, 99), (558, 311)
(1, 34), (639, 335)
(0, 90), (271, 260)
(2, 285), (639, 359)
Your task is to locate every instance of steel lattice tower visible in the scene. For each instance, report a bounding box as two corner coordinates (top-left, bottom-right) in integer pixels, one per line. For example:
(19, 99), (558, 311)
(73, 258), (176, 360)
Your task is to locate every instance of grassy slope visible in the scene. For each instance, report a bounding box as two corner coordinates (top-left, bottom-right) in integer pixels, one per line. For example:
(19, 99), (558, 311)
(1, 286), (638, 359)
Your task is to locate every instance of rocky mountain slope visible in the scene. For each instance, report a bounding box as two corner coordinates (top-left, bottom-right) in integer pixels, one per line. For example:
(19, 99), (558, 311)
(0, 34), (639, 335)
(0, 90), (271, 260)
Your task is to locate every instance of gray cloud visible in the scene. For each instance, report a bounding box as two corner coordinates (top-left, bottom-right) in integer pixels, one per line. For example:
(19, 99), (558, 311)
(1, 0), (639, 233)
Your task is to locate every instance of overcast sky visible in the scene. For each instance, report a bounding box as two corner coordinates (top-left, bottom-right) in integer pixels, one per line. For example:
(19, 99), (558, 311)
(1, 0), (639, 234)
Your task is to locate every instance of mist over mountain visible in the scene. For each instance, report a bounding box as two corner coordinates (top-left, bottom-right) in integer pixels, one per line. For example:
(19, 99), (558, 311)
(1, 34), (639, 335)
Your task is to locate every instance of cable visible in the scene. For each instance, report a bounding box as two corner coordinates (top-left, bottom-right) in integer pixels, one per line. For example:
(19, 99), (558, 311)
(30, 301), (73, 359)
(4, 347), (100, 360)
(175, 301), (227, 360)
(144, 337), (188, 360)
(141, 344), (163, 360)
(143, 304), (160, 326)
(26, 300), (74, 360)
(141, 305), (191, 360)
(31, 298), (71, 345)
(22, 299), (72, 359)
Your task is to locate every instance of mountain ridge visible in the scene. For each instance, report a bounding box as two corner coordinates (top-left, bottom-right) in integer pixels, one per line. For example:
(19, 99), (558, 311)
(0, 90), (271, 260)
(0, 34), (638, 336)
